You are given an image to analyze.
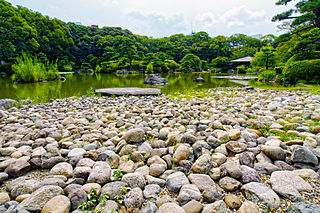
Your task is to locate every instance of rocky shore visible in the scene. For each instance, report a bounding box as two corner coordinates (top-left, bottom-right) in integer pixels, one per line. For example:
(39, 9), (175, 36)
(0, 88), (320, 213)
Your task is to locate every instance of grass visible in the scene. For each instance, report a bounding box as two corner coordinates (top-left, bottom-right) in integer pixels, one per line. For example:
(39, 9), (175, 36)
(11, 53), (60, 83)
(249, 80), (320, 93)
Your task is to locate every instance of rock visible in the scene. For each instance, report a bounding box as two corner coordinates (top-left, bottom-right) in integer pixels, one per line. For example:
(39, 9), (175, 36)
(219, 176), (241, 192)
(122, 173), (146, 189)
(4, 157), (30, 177)
(202, 200), (227, 213)
(229, 129), (241, 140)
(292, 169), (320, 179)
(237, 200), (259, 213)
(239, 152), (255, 167)
(211, 153), (227, 166)
(149, 164), (167, 177)
(68, 188), (87, 211)
(288, 201), (320, 213)
(143, 201), (158, 213)
(166, 172), (189, 193)
(0, 193), (10, 205)
(177, 184), (201, 203)
(202, 185), (223, 203)
(40, 177), (66, 189)
(226, 141), (247, 153)
(270, 171), (312, 201)
(188, 174), (215, 191)
(16, 194), (30, 202)
(50, 162), (73, 178)
(10, 179), (40, 199)
(291, 146), (318, 165)
(240, 165), (261, 184)
(143, 184), (161, 199)
(41, 195), (71, 213)
(194, 77), (205, 82)
(73, 167), (91, 179)
(124, 187), (144, 209)
(19, 185), (64, 212)
(173, 144), (190, 164)
(87, 161), (111, 185)
(261, 145), (286, 161)
(241, 182), (280, 209)
(123, 128), (145, 143)
(144, 74), (168, 85)
(274, 160), (295, 171)
(62, 117), (75, 126)
(81, 183), (101, 194)
(157, 202), (185, 213)
(191, 154), (212, 174)
(0, 98), (17, 109)
(182, 200), (203, 213)
(68, 148), (86, 158)
(224, 194), (242, 209)
(215, 130), (230, 143)
(146, 175), (166, 187)
(254, 162), (280, 175)
(224, 160), (242, 179)
(101, 181), (128, 200)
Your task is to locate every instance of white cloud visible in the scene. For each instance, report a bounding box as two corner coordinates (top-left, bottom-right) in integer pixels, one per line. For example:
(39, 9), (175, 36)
(194, 13), (217, 29)
(98, 0), (119, 8)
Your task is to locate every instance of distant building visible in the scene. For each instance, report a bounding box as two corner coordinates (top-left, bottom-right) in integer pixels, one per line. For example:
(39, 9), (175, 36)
(91, 25), (99, 28)
(230, 56), (252, 66)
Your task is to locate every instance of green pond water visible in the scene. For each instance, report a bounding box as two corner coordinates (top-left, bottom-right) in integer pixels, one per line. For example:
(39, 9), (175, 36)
(0, 73), (245, 103)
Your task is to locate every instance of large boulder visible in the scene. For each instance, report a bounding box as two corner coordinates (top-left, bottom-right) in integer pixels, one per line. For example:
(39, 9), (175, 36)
(87, 161), (111, 185)
(144, 74), (168, 85)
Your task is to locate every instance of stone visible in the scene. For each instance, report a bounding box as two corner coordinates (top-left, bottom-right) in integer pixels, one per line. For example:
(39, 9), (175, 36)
(123, 128), (145, 143)
(149, 164), (166, 177)
(144, 74), (168, 86)
(202, 185), (223, 203)
(194, 77), (205, 82)
(224, 160), (242, 179)
(254, 162), (280, 175)
(87, 161), (111, 185)
(146, 175), (166, 187)
(96, 87), (162, 95)
(50, 162), (73, 178)
(191, 154), (212, 174)
(81, 183), (101, 194)
(4, 157), (30, 177)
(68, 148), (86, 158)
(224, 194), (242, 209)
(270, 171), (312, 201)
(16, 194), (30, 202)
(219, 176), (241, 192)
(292, 169), (320, 179)
(124, 187), (144, 209)
(215, 130), (230, 143)
(143, 201), (158, 213)
(39, 178), (66, 189)
(62, 117), (75, 125)
(166, 172), (189, 193)
(188, 174), (215, 191)
(101, 181), (128, 200)
(10, 179), (40, 199)
(0, 193), (10, 205)
(240, 165), (261, 184)
(239, 152), (255, 167)
(177, 184), (201, 203)
(173, 144), (190, 164)
(211, 153), (227, 166)
(143, 184), (161, 199)
(73, 167), (91, 179)
(291, 146), (318, 165)
(182, 200), (202, 213)
(41, 195), (71, 213)
(229, 129), (241, 140)
(237, 200), (259, 213)
(96, 200), (118, 212)
(157, 202), (185, 213)
(19, 185), (64, 212)
(226, 141), (247, 153)
(241, 182), (280, 209)
(202, 200), (227, 213)
(261, 145), (286, 161)
(288, 201), (320, 213)
(68, 188), (87, 211)
(122, 173), (146, 189)
(0, 98), (17, 109)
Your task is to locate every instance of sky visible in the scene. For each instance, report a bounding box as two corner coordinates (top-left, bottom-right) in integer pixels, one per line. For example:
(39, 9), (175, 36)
(6, 0), (293, 38)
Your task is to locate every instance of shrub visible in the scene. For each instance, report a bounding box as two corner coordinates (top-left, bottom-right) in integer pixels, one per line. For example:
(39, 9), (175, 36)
(146, 62), (153, 74)
(258, 70), (277, 81)
(274, 66), (284, 75)
(236, 65), (246, 74)
(283, 59), (320, 84)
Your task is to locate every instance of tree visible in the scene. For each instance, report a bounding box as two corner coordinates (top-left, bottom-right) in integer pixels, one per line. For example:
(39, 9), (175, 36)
(180, 53), (201, 72)
(211, 57), (230, 71)
(251, 46), (277, 70)
(272, 0), (320, 30)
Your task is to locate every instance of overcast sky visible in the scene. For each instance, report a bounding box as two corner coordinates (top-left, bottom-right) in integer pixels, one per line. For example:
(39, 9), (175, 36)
(6, 0), (293, 38)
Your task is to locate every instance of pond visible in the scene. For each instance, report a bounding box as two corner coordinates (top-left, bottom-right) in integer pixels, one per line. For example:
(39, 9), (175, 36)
(0, 73), (245, 103)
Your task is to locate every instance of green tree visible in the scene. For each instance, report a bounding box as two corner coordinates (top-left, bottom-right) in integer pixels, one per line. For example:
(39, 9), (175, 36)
(180, 53), (201, 72)
(251, 46), (277, 70)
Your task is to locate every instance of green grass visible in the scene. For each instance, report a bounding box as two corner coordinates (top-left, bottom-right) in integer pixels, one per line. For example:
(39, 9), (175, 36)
(249, 80), (320, 93)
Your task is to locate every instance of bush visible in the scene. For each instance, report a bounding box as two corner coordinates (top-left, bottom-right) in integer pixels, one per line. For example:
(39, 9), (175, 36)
(283, 59), (320, 84)
(236, 65), (246, 74)
(11, 53), (60, 83)
(0, 63), (13, 75)
(274, 66), (284, 75)
(146, 62), (153, 74)
(286, 51), (320, 65)
(258, 70), (277, 81)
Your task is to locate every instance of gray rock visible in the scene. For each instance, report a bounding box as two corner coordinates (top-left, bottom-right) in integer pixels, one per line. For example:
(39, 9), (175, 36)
(261, 145), (286, 161)
(4, 157), (30, 177)
(73, 166), (91, 179)
(182, 199), (203, 213)
(0, 172), (8, 183)
(166, 172), (189, 193)
(177, 184), (201, 203)
(191, 154), (212, 174)
(124, 187), (144, 209)
(122, 173), (146, 189)
(270, 171), (312, 201)
(39, 177), (67, 189)
(239, 152), (255, 167)
(241, 182), (280, 209)
(202, 200), (227, 213)
(224, 160), (242, 179)
(218, 176), (241, 192)
(19, 185), (64, 212)
(188, 174), (215, 191)
(123, 128), (145, 143)
(0, 193), (10, 206)
(101, 181), (128, 200)
(157, 202), (185, 213)
(143, 201), (158, 213)
(288, 201), (320, 213)
(50, 162), (73, 178)
(291, 146), (318, 165)
(143, 184), (161, 199)
(240, 165), (261, 184)
(0, 99), (17, 110)
(10, 179), (40, 199)
(146, 175), (166, 187)
(41, 195), (71, 213)
(202, 185), (223, 203)
(68, 188), (87, 211)
(144, 74), (168, 85)
(87, 161), (111, 185)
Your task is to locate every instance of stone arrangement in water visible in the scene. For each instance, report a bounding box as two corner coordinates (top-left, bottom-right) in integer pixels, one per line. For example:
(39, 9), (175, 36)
(0, 88), (320, 213)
